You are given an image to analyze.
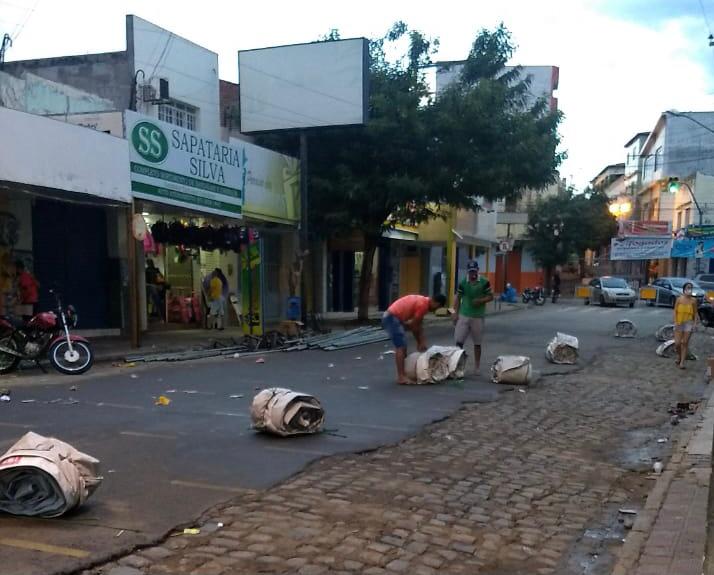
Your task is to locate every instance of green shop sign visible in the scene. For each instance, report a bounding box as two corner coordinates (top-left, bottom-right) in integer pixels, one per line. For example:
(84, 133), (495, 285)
(125, 111), (244, 218)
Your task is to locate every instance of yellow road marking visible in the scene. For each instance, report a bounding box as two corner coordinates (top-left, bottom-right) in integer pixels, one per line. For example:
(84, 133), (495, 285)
(0, 537), (90, 558)
(170, 480), (247, 493)
(120, 431), (176, 440)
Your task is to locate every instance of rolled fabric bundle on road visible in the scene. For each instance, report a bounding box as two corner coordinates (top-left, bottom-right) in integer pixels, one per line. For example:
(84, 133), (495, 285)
(491, 355), (532, 385)
(546, 332), (579, 365)
(251, 388), (325, 436)
(0, 432), (102, 518)
(615, 319), (637, 338)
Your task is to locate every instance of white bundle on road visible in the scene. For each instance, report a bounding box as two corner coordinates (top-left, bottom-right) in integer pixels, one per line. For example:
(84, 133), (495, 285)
(546, 332), (579, 364)
(615, 320), (637, 338)
(0, 432), (102, 517)
(656, 339), (676, 357)
(656, 324), (675, 342)
(491, 356), (532, 384)
(404, 346), (466, 384)
(251, 388), (325, 436)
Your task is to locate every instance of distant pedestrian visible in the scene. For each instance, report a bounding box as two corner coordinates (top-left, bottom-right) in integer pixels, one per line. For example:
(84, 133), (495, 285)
(382, 293), (447, 384)
(453, 260), (493, 374)
(673, 281), (697, 369)
(14, 260), (39, 322)
(208, 268), (228, 330)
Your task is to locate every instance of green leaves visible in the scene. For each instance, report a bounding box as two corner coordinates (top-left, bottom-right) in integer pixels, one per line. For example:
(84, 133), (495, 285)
(526, 188), (618, 269)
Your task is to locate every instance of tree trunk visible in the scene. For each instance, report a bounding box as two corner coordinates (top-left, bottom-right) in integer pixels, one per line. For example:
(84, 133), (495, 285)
(358, 236), (378, 322)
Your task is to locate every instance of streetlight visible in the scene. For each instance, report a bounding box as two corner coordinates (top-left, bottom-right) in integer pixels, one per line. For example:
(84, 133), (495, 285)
(608, 199), (632, 218)
(666, 177), (704, 273)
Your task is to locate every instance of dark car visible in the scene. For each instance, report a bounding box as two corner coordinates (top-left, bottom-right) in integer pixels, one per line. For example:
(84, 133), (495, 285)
(649, 277), (706, 307)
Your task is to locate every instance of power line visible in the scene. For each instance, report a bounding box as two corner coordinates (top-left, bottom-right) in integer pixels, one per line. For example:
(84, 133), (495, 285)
(11, 0), (39, 43)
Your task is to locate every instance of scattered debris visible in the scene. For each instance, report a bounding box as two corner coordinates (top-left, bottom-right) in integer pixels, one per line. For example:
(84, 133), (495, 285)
(655, 324), (675, 342)
(183, 528), (201, 535)
(615, 320), (637, 338)
(546, 332), (579, 364)
(624, 517), (635, 530)
(155, 396), (171, 406)
(378, 355), (384, 361)
(328, 363), (335, 368)
(656, 339), (676, 358)
(229, 394), (244, 399)
(286, 327), (390, 352)
(671, 415), (680, 426)
(518, 388), (526, 394)
(618, 508), (638, 515)
(165, 389), (177, 394)
(383, 350), (395, 355)
(115, 530), (125, 537)
(69, 386), (77, 391)
(404, 346), (466, 384)
(653, 461), (663, 474)
(130, 374), (139, 379)
(20, 400), (35, 404)
(657, 438), (668, 443)
(250, 388), (325, 436)
(354, 356), (362, 360)
(0, 432), (102, 517)
(233, 353), (241, 359)
(491, 356), (532, 384)
(358, 386), (369, 390)
(255, 358), (265, 364)
(0, 395), (11, 403)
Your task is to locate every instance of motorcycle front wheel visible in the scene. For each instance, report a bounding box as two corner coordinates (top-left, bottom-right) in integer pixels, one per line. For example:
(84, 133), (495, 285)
(49, 340), (93, 375)
(0, 336), (20, 374)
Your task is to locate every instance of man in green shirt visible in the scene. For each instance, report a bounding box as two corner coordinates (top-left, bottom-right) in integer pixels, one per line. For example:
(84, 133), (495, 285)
(453, 260), (493, 373)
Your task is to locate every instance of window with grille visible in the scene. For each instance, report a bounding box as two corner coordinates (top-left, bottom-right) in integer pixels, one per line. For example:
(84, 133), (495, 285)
(158, 100), (198, 131)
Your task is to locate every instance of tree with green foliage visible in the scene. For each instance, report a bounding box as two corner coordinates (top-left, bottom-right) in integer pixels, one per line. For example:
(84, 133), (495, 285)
(526, 188), (617, 283)
(259, 24), (563, 320)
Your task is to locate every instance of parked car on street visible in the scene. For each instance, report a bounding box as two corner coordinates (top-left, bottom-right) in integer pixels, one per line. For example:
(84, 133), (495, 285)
(649, 277), (706, 307)
(693, 273), (714, 292)
(584, 276), (637, 307)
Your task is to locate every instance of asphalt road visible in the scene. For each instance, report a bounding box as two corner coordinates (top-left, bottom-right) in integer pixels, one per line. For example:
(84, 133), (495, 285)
(0, 302), (677, 575)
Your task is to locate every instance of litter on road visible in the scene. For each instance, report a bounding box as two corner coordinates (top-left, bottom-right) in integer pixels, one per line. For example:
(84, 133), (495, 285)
(615, 320), (637, 338)
(546, 332), (579, 364)
(155, 396), (171, 406)
(0, 432), (102, 517)
(491, 356), (532, 384)
(404, 346), (466, 384)
(250, 388), (325, 436)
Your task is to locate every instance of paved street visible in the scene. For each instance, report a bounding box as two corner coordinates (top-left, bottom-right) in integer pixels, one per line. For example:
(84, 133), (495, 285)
(0, 302), (708, 575)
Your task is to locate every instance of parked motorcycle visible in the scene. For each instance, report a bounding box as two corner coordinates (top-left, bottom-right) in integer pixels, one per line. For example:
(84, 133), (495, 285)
(699, 300), (714, 328)
(0, 290), (93, 375)
(522, 286), (546, 305)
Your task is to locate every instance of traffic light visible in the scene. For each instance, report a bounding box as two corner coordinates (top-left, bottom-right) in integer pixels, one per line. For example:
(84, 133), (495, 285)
(667, 177), (680, 193)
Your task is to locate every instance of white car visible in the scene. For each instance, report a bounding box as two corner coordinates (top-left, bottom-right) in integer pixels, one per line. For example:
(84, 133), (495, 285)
(584, 277), (637, 307)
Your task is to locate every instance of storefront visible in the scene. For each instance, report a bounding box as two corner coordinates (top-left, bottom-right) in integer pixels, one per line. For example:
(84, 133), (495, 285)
(126, 112), (300, 334)
(0, 107), (131, 334)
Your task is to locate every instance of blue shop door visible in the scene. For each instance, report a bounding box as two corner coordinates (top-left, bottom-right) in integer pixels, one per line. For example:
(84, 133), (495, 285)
(32, 199), (110, 329)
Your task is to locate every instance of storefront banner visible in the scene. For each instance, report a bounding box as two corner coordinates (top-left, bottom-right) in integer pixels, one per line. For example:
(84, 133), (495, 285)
(671, 238), (714, 258)
(238, 139), (300, 224)
(684, 225), (714, 238)
(610, 237), (672, 260)
(126, 111), (244, 218)
(618, 220), (671, 237)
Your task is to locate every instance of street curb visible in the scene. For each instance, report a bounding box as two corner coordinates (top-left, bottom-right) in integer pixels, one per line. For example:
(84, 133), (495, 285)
(612, 385), (714, 575)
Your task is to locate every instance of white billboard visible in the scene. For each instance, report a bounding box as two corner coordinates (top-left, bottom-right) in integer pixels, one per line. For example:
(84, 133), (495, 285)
(239, 38), (369, 133)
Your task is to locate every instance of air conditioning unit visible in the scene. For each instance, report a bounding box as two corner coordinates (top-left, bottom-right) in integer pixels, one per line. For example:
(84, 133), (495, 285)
(141, 78), (170, 103)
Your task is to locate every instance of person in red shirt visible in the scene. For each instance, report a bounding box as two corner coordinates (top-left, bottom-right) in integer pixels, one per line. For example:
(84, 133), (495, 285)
(382, 293), (446, 384)
(15, 261), (39, 322)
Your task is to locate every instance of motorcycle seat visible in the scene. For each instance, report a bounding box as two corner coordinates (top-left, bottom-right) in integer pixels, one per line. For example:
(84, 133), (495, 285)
(0, 315), (25, 328)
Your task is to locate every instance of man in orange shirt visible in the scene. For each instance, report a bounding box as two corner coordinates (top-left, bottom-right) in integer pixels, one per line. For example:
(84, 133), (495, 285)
(382, 293), (446, 384)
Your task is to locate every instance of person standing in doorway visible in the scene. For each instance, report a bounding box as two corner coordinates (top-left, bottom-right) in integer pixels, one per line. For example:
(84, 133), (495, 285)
(145, 259), (167, 322)
(673, 281), (698, 369)
(382, 293), (447, 384)
(15, 260), (39, 322)
(208, 269), (227, 330)
(453, 260), (493, 374)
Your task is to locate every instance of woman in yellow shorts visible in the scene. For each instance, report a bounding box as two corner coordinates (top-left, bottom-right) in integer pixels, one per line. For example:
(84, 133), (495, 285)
(673, 282), (698, 369)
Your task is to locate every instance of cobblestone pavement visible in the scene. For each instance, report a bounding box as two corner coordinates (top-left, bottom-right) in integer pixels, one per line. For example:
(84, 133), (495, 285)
(85, 339), (708, 575)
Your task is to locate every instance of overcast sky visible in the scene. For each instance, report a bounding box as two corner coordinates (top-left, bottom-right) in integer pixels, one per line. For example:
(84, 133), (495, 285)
(2, 0), (714, 190)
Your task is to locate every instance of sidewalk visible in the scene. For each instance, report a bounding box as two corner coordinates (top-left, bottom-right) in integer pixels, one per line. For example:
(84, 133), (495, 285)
(77, 303), (527, 365)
